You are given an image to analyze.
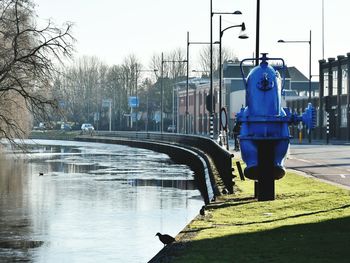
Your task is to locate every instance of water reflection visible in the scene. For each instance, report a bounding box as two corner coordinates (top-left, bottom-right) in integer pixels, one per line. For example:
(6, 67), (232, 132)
(0, 140), (203, 262)
(96, 178), (197, 190)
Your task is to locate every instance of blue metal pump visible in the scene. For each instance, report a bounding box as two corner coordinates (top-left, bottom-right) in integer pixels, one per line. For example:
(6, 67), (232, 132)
(236, 53), (316, 182)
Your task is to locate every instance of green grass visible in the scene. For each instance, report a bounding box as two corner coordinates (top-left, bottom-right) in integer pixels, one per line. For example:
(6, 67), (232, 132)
(172, 171), (350, 263)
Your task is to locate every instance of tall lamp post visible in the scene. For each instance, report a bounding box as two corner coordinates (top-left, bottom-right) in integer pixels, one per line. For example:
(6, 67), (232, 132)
(217, 16), (248, 130)
(161, 54), (187, 133)
(278, 30), (312, 143)
(134, 64), (138, 131)
(186, 32), (213, 134)
(210, 0), (242, 139)
(256, 0), (260, 66)
(113, 77), (127, 130)
(113, 76), (131, 130)
(135, 66), (158, 132)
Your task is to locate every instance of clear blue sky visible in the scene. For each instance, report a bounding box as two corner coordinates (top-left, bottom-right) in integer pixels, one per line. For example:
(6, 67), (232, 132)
(35, 0), (347, 79)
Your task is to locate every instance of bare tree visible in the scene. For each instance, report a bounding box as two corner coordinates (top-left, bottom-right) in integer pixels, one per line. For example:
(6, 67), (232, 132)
(149, 49), (186, 79)
(149, 53), (162, 76)
(198, 45), (238, 75)
(56, 56), (110, 125)
(0, 0), (74, 143)
(168, 48), (187, 78)
(149, 49), (187, 118)
(121, 54), (142, 98)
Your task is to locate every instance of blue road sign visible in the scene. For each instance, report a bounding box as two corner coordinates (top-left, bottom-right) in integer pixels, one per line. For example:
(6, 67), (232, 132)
(128, 96), (139, 108)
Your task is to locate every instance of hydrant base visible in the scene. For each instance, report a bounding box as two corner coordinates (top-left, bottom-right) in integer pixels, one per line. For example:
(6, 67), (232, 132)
(244, 165), (285, 180)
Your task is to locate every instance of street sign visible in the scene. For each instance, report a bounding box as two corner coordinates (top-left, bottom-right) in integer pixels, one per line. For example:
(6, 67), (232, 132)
(154, 111), (161, 123)
(102, 99), (112, 108)
(128, 96), (139, 108)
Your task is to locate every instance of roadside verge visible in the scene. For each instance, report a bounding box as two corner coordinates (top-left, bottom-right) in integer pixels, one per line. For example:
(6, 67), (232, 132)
(151, 170), (350, 262)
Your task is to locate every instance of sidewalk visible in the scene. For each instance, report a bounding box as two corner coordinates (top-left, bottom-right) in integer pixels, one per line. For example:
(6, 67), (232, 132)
(289, 138), (350, 145)
(228, 139), (350, 190)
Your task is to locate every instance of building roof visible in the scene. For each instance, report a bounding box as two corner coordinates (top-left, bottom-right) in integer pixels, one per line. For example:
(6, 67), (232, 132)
(223, 63), (253, 79)
(287, 66), (309, 81)
(291, 81), (319, 92)
(223, 62), (292, 79)
(175, 62), (316, 93)
(175, 77), (210, 89)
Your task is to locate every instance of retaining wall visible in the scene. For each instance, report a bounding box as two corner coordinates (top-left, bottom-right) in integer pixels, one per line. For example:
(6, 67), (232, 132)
(75, 132), (234, 203)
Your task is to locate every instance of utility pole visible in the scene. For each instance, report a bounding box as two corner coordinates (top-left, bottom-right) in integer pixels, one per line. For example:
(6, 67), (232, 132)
(256, 0), (260, 66)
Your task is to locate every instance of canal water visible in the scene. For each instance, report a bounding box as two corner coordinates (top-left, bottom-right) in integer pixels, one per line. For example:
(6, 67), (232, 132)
(0, 140), (203, 262)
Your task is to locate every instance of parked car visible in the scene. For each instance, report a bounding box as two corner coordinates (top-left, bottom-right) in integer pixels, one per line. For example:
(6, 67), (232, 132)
(81, 123), (94, 134)
(61, 123), (72, 131)
(33, 122), (45, 131)
(167, 125), (176, 132)
(39, 122), (45, 130)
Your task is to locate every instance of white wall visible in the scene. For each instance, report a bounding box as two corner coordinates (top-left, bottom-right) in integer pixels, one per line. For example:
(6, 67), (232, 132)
(229, 90), (246, 119)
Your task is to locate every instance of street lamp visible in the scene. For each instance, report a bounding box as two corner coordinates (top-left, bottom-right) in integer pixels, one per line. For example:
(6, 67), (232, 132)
(161, 54), (187, 133)
(278, 30), (312, 143)
(217, 16), (248, 132)
(112, 77), (122, 130)
(186, 32), (212, 134)
(186, 33), (221, 135)
(210, 0), (242, 139)
(135, 66), (158, 132)
(113, 76), (130, 130)
(256, 0), (260, 66)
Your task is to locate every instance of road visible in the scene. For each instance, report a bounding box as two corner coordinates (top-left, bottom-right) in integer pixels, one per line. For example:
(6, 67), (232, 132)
(229, 140), (350, 189)
(286, 143), (350, 189)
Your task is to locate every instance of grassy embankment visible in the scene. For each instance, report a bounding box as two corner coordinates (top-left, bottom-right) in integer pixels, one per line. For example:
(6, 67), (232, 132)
(171, 168), (350, 263)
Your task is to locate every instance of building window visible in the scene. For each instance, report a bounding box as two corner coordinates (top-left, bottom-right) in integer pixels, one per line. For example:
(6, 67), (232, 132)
(341, 105), (347, 127)
(323, 106), (327, 127)
(341, 65), (348, 95)
(180, 97), (185, 106)
(199, 113), (202, 133)
(332, 67), (338, 96)
(323, 69), (329, 96)
(189, 95), (194, 106)
(214, 90), (218, 108)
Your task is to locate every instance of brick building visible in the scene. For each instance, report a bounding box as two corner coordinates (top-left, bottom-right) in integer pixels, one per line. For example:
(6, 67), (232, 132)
(176, 61), (316, 137)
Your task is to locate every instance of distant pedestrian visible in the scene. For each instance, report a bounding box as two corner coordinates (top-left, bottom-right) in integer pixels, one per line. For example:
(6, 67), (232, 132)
(233, 123), (240, 151)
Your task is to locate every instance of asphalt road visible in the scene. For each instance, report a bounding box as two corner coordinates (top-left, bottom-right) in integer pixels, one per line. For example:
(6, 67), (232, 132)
(286, 143), (350, 189)
(229, 140), (350, 189)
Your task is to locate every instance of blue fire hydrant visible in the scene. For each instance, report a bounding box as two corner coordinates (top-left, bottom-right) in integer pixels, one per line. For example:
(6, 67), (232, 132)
(236, 54), (316, 199)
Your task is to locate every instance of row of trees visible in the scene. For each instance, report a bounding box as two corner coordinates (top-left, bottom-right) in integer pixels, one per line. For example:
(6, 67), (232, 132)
(52, 51), (187, 131)
(53, 46), (238, 131)
(0, 0), (239, 141)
